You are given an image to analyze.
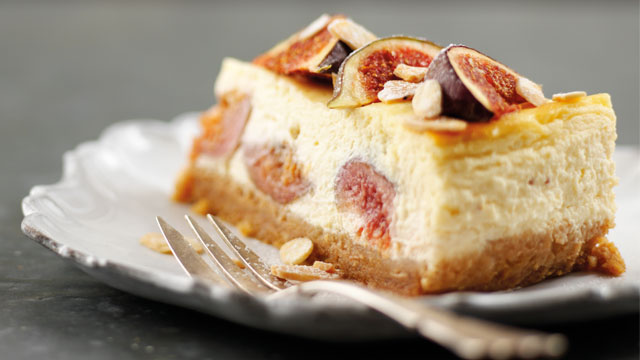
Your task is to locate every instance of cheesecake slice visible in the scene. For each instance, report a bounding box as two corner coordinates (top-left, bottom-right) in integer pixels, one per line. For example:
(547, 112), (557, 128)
(174, 16), (625, 295)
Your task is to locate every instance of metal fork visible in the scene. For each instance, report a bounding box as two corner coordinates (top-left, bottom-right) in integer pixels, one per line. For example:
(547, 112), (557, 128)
(157, 214), (567, 359)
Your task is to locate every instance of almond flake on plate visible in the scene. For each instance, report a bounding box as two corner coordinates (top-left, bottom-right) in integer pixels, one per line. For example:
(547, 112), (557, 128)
(271, 264), (340, 282)
(377, 80), (419, 103)
(280, 237), (314, 265)
(312, 261), (335, 273)
(393, 64), (429, 83)
(327, 18), (377, 50)
(140, 232), (203, 255)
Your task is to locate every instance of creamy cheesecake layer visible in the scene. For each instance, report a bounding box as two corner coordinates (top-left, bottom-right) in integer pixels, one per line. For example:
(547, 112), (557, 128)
(198, 58), (617, 267)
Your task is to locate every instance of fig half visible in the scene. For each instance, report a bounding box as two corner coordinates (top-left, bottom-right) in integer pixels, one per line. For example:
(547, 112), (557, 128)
(328, 36), (442, 109)
(253, 14), (352, 77)
(425, 45), (529, 122)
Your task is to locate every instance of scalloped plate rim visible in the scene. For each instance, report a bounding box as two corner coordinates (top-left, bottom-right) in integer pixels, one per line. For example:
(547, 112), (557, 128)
(20, 114), (640, 339)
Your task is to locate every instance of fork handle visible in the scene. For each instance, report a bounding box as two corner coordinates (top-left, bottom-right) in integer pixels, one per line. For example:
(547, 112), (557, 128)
(296, 281), (566, 359)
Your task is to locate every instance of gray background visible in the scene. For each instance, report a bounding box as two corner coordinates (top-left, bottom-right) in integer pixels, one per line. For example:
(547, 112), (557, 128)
(1, 1), (638, 359)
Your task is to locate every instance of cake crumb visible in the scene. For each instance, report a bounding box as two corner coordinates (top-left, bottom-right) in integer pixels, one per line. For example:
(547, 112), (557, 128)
(140, 232), (203, 255)
(271, 264), (339, 282)
(190, 199), (210, 215)
(236, 219), (255, 237)
(172, 169), (195, 202)
(583, 237), (626, 276)
(232, 258), (246, 269)
(420, 278), (430, 292)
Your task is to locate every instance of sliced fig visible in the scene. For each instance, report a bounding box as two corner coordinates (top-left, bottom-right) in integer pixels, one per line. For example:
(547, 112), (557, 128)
(335, 160), (395, 249)
(253, 14), (352, 77)
(328, 36), (442, 109)
(425, 45), (530, 122)
(192, 94), (251, 159)
(316, 41), (351, 74)
(243, 143), (310, 204)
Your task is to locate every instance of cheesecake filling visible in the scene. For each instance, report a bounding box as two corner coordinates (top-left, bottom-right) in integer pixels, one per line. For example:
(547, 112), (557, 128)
(192, 58), (617, 267)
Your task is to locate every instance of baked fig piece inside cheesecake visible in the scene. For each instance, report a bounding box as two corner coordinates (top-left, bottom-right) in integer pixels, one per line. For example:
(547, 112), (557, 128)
(335, 160), (395, 250)
(175, 14), (625, 295)
(329, 36), (442, 108)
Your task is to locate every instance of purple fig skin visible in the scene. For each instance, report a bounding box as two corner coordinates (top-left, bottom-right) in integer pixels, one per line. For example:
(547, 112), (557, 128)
(425, 48), (493, 122)
(318, 41), (351, 73)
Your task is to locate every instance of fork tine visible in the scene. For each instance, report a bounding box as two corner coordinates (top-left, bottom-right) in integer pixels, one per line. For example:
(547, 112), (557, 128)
(185, 215), (271, 295)
(156, 216), (224, 285)
(206, 214), (287, 291)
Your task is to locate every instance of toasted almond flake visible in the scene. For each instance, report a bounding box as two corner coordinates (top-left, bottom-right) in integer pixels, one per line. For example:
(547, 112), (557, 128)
(552, 91), (587, 102)
(279, 237), (314, 265)
(412, 79), (442, 118)
(403, 116), (468, 132)
(298, 14), (331, 40)
(271, 264), (340, 282)
(140, 232), (203, 255)
(377, 80), (419, 103)
(312, 261), (335, 273)
(327, 18), (377, 50)
(393, 64), (429, 83)
(516, 77), (548, 106)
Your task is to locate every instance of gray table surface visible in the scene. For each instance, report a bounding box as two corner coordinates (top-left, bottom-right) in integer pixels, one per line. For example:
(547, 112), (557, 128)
(2, 1), (638, 359)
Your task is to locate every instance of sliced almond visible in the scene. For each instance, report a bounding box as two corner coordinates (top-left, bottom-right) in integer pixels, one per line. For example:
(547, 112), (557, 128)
(552, 91), (587, 102)
(393, 64), (429, 83)
(412, 79), (442, 118)
(271, 264), (340, 282)
(403, 116), (468, 133)
(377, 80), (419, 103)
(140, 232), (203, 255)
(312, 261), (335, 273)
(298, 14), (331, 40)
(279, 237), (314, 265)
(516, 77), (548, 106)
(327, 18), (377, 50)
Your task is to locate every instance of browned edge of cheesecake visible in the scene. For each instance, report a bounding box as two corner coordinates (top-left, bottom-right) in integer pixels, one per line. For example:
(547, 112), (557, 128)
(174, 166), (625, 296)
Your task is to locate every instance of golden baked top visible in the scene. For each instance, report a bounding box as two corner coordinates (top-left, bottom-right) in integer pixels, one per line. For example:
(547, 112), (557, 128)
(248, 14), (607, 134)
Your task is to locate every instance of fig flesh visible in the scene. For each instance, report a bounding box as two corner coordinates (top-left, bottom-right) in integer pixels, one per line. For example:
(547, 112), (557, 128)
(253, 14), (356, 77)
(328, 36), (442, 109)
(192, 94), (251, 159)
(425, 45), (529, 122)
(335, 160), (395, 249)
(243, 143), (310, 204)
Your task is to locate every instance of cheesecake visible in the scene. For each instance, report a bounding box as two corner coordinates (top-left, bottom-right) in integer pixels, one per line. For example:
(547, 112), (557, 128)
(174, 15), (625, 295)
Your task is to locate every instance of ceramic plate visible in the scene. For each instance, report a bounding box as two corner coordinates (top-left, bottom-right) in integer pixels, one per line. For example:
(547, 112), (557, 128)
(21, 114), (640, 339)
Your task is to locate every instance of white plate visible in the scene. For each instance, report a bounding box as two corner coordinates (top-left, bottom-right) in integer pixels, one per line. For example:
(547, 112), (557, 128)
(21, 114), (640, 339)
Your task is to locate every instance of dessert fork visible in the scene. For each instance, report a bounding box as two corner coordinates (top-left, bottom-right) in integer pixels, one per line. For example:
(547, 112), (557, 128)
(156, 214), (567, 359)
